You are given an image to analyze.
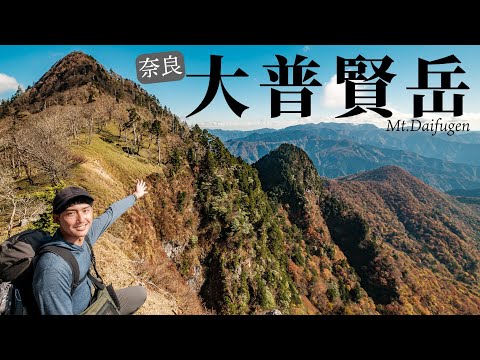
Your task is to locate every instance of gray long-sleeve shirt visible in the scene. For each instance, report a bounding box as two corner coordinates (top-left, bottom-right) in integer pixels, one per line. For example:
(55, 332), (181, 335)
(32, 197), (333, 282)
(32, 195), (136, 315)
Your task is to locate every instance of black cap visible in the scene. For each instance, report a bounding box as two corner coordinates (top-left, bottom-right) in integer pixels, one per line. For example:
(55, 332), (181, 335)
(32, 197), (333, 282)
(52, 187), (94, 214)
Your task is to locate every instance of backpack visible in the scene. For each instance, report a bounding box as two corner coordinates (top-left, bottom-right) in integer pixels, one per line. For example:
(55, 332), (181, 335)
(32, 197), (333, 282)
(0, 229), (121, 315)
(0, 229), (52, 314)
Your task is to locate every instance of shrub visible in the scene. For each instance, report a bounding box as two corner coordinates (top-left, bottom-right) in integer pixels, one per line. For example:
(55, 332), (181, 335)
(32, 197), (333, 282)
(176, 191), (187, 212)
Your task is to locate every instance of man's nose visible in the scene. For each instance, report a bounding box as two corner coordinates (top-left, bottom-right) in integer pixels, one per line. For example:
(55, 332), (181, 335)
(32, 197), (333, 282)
(77, 212), (85, 222)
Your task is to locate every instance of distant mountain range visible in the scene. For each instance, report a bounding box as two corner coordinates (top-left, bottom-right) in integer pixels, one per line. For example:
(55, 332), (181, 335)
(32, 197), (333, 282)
(209, 123), (480, 166)
(204, 128), (276, 142)
(208, 123), (480, 192)
(446, 188), (480, 205)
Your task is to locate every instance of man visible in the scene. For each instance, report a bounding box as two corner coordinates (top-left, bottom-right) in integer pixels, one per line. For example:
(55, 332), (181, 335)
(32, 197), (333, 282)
(33, 179), (148, 315)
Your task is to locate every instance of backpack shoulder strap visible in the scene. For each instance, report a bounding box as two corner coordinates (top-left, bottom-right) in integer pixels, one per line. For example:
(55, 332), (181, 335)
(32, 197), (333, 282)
(84, 235), (103, 282)
(37, 246), (82, 295)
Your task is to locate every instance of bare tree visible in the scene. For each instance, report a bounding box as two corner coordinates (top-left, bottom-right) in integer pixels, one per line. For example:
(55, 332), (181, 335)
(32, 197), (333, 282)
(137, 120), (151, 155)
(0, 165), (47, 237)
(104, 96), (117, 123)
(150, 119), (162, 164)
(2, 115), (35, 183)
(113, 106), (129, 139)
(92, 97), (109, 133)
(63, 105), (85, 143)
(11, 134), (35, 184)
(17, 195), (46, 226)
(128, 108), (139, 147)
(0, 166), (19, 237)
(125, 108), (141, 153)
(12, 111), (83, 185)
(83, 104), (96, 144)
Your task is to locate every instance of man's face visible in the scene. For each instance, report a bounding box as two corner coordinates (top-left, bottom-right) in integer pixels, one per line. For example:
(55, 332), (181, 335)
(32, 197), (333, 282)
(54, 203), (93, 242)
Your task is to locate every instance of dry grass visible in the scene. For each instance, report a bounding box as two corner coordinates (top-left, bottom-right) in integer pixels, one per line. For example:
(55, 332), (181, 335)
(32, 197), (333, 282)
(140, 252), (207, 315)
(69, 136), (161, 207)
(64, 133), (206, 315)
(94, 232), (180, 315)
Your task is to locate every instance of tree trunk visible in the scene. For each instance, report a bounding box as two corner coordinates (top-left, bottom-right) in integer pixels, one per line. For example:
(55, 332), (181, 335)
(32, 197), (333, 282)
(10, 149), (15, 171)
(51, 172), (60, 186)
(157, 135), (161, 164)
(89, 116), (94, 144)
(23, 164), (34, 185)
(147, 133), (152, 150)
(7, 200), (17, 238)
(133, 122), (137, 147)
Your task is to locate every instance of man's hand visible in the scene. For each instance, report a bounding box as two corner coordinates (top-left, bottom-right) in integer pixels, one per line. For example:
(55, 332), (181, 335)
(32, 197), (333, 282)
(133, 179), (148, 199)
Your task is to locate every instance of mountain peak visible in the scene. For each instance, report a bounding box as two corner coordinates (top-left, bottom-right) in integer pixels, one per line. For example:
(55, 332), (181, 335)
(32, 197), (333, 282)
(8, 51), (160, 115)
(48, 51), (104, 76)
(253, 144), (323, 221)
(337, 165), (445, 213)
(342, 165), (413, 183)
(276, 143), (309, 157)
(11, 51), (111, 111)
(256, 143), (319, 181)
(57, 50), (97, 64)
(29, 51), (110, 97)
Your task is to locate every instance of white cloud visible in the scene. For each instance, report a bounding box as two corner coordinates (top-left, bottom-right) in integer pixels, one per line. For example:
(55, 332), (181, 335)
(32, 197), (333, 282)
(322, 75), (345, 108)
(0, 73), (20, 94)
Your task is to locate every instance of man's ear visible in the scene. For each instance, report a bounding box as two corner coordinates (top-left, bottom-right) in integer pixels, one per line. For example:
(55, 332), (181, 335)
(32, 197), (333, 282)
(53, 214), (60, 224)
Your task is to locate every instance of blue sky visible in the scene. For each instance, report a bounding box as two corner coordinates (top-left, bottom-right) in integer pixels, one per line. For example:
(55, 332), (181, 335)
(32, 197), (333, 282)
(1, 45), (480, 130)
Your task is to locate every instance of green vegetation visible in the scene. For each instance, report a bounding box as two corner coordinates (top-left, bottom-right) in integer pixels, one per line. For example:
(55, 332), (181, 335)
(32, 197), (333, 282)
(188, 131), (302, 314)
(30, 184), (63, 234)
